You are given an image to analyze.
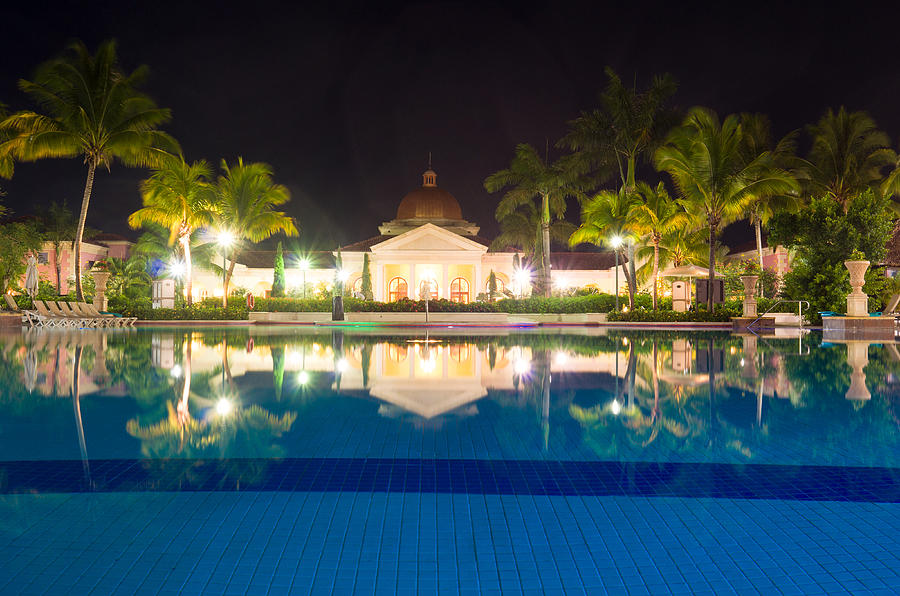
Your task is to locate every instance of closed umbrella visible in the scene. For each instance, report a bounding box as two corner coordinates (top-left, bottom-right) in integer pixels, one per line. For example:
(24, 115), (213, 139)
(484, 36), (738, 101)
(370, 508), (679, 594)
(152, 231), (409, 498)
(24, 254), (39, 298)
(23, 349), (36, 394)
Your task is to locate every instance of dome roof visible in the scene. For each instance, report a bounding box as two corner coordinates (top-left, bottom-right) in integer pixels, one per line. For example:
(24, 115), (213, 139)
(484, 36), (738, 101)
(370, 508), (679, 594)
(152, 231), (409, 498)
(396, 168), (463, 220)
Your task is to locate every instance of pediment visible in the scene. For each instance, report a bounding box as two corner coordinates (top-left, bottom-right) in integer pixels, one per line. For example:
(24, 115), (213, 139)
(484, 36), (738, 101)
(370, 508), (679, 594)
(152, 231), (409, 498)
(371, 223), (486, 253)
(369, 382), (487, 418)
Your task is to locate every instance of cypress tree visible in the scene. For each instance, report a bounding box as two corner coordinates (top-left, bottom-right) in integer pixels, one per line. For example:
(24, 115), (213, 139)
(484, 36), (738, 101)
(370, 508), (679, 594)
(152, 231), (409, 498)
(361, 253), (373, 300)
(272, 241), (285, 297)
(488, 270), (498, 300)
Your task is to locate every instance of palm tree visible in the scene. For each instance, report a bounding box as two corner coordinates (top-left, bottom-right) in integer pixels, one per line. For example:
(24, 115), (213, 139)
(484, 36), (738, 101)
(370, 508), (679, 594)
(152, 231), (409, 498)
(655, 108), (799, 309)
(214, 158), (297, 305)
(569, 188), (640, 307)
(805, 107), (895, 210)
(0, 40), (179, 301)
(128, 157), (214, 305)
(485, 143), (581, 296)
(490, 202), (576, 268)
(631, 182), (689, 308)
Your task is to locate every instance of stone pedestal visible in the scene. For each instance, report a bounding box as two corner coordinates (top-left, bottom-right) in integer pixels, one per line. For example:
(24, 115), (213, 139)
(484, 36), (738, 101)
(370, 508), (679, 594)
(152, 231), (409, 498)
(822, 316), (895, 341)
(731, 317), (775, 331)
(740, 275), (759, 318)
(91, 271), (110, 312)
(844, 260), (870, 316)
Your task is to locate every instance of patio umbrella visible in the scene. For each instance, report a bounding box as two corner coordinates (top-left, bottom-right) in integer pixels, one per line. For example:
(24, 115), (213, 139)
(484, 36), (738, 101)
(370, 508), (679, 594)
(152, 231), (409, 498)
(24, 254), (39, 298)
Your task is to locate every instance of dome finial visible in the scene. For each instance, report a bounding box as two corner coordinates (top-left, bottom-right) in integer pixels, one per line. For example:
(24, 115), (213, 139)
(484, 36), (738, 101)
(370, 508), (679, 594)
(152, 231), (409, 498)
(423, 153), (437, 187)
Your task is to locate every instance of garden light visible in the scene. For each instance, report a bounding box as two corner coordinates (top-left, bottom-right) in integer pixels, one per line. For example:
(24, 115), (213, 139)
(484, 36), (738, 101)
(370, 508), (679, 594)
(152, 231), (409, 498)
(216, 398), (233, 417)
(217, 230), (235, 248)
(610, 399), (622, 416)
(169, 260), (186, 278)
(297, 370), (310, 385)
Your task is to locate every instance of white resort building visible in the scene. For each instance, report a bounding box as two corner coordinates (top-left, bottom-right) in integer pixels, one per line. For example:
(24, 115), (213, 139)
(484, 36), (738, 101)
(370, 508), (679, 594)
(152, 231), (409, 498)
(190, 166), (622, 301)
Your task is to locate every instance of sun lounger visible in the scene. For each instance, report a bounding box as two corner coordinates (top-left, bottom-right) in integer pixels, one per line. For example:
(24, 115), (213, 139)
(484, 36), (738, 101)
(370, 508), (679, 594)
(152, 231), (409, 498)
(69, 302), (113, 327)
(47, 301), (92, 328)
(33, 300), (70, 327)
(4, 294), (39, 326)
(83, 302), (136, 327)
(60, 301), (101, 327)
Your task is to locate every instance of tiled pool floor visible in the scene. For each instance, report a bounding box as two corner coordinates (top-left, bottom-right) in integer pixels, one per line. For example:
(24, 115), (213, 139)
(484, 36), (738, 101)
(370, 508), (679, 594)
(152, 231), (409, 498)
(2, 491), (898, 595)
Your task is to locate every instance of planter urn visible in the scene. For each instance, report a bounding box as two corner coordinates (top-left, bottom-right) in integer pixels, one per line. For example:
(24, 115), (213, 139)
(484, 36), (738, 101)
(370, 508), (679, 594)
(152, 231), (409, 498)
(844, 260), (870, 316)
(740, 275), (759, 317)
(845, 341), (871, 401)
(91, 271), (111, 312)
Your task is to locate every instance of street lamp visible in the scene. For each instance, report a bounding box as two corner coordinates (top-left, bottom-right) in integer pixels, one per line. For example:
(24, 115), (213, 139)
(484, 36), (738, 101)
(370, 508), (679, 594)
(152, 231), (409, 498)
(610, 235), (623, 311)
(217, 231), (234, 305)
(514, 267), (531, 299)
(298, 258), (310, 299)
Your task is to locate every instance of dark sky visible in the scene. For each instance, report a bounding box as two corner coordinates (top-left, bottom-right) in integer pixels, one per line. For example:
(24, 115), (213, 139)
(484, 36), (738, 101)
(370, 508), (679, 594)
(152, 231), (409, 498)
(2, 0), (899, 250)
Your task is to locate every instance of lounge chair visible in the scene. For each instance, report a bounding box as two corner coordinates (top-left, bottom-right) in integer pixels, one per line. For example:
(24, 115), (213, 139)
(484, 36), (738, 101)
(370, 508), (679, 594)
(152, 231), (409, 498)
(60, 301), (101, 327)
(45, 301), (90, 327)
(32, 300), (69, 327)
(83, 302), (136, 327)
(4, 294), (38, 326)
(69, 302), (112, 327)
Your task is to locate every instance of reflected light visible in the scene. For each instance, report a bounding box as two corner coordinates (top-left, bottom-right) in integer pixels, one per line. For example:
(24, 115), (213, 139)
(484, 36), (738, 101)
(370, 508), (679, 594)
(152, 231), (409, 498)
(170, 364), (183, 378)
(420, 354), (437, 374)
(336, 358), (349, 373)
(740, 358), (745, 367)
(554, 351), (568, 365)
(514, 359), (530, 375)
(216, 398), (233, 417)
(297, 370), (310, 385)
(610, 399), (622, 415)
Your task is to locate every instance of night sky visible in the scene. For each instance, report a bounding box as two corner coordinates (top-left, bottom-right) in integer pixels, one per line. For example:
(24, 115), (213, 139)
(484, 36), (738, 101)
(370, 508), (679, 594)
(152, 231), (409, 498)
(2, 1), (899, 250)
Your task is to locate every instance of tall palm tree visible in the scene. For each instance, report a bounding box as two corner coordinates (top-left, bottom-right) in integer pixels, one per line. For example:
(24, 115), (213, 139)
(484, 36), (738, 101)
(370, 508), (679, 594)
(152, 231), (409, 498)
(654, 108), (799, 309)
(485, 143), (581, 297)
(570, 188), (640, 307)
(805, 107), (895, 210)
(128, 157), (214, 305)
(631, 182), (689, 308)
(214, 158), (297, 305)
(739, 114), (804, 295)
(105, 255), (151, 298)
(490, 202), (576, 267)
(0, 40), (179, 301)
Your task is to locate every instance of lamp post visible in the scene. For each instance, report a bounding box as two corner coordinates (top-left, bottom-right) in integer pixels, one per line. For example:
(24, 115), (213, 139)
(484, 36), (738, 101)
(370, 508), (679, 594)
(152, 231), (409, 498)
(611, 235), (623, 311)
(217, 231), (234, 307)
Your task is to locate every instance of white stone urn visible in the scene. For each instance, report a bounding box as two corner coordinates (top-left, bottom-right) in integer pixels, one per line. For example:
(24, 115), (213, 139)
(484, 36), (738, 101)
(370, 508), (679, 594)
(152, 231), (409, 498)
(844, 259), (870, 317)
(845, 341), (871, 401)
(740, 275), (759, 317)
(91, 271), (111, 312)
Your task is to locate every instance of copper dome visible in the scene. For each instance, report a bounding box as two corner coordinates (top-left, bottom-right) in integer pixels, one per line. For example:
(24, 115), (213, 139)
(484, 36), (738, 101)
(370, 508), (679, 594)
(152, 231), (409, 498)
(395, 168), (463, 220)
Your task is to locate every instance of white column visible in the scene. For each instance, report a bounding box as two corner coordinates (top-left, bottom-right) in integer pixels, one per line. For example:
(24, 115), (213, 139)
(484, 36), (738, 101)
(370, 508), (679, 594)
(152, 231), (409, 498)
(474, 260), (482, 301)
(442, 264), (449, 300)
(409, 264), (416, 300)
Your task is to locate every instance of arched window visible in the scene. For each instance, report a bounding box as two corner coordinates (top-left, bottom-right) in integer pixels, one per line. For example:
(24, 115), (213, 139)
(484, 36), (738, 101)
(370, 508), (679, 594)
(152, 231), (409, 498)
(352, 277), (364, 295)
(419, 279), (439, 300)
(388, 277), (407, 301)
(449, 343), (471, 362)
(485, 278), (505, 294)
(388, 344), (408, 363)
(450, 277), (469, 303)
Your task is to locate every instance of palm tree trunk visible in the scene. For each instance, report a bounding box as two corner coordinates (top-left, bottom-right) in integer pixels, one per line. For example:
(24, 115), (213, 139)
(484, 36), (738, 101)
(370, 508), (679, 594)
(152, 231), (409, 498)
(223, 258), (237, 307)
(754, 218), (765, 299)
(180, 234), (193, 306)
(74, 161), (97, 302)
(707, 220), (717, 311)
(652, 240), (660, 309)
(626, 243), (636, 309)
(541, 194), (551, 297)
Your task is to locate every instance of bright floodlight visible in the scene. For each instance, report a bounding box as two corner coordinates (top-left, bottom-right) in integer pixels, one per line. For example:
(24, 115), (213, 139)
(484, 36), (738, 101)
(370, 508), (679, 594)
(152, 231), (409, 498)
(610, 399), (622, 416)
(610, 235), (623, 248)
(216, 398), (233, 417)
(169, 260), (186, 278)
(298, 258), (310, 271)
(337, 269), (350, 283)
(217, 230), (235, 248)
(514, 268), (531, 287)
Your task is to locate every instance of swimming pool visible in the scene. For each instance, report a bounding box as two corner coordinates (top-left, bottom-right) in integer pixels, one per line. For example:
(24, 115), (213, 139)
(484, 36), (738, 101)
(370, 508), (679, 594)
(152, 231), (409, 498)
(0, 326), (897, 594)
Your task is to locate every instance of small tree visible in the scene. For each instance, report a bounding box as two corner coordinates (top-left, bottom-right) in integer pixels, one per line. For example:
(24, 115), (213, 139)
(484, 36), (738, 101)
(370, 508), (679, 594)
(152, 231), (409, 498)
(361, 253), (373, 300)
(488, 270), (498, 300)
(272, 241), (285, 297)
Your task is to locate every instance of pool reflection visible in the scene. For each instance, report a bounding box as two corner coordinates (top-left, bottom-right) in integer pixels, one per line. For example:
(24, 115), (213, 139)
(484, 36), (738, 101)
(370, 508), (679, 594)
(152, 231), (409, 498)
(0, 327), (898, 468)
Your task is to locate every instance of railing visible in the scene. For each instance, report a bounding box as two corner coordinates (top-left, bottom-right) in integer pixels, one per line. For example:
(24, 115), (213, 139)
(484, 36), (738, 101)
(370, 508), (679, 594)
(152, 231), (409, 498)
(746, 299), (811, 329)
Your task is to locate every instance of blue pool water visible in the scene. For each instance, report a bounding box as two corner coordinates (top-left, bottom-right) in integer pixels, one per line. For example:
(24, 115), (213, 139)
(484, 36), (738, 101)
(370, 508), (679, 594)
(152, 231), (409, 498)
(0, 326), (897, 594)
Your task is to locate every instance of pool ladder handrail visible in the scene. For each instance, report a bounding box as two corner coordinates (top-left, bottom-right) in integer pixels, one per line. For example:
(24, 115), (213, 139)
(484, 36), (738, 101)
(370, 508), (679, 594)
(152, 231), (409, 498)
(747, 299), (811, 329)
